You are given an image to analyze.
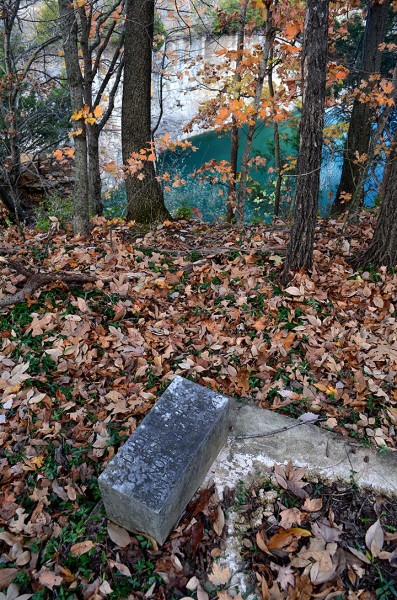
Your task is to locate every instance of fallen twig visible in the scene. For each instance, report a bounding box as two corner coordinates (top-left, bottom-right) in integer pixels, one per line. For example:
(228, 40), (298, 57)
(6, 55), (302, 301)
(235, 417), (327, 439)
(139, 245), (286, 257)
(0, 259), (99, 308)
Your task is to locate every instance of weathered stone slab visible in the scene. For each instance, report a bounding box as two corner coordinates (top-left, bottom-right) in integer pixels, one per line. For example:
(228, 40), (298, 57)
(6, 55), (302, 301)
(205, 400), (397, 496)
(99, 376), (230, 545)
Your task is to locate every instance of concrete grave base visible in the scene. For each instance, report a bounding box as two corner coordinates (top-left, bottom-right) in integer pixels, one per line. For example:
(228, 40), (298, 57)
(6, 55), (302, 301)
(205, 400), (397, 495)
(202, 399), (397, 599)
(99, 374), (397, 585)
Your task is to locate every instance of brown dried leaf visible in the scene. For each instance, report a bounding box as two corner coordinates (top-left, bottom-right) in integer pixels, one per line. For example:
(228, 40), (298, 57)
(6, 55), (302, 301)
(268, 528), (311, 550)
(108, 559), (132, 577)
(365, 519), (384, 557)
(279, 508), (305, 529)
(213, 505), (225, 536)
(107, 522), (131, 547)
(207, 563), (231, 586)
(70, 540), (96, 556)
(0, 569), (18, 591)
(38, 570), (63, 590)
(303, 498), (323, 512)
(256, 530), (270, 554)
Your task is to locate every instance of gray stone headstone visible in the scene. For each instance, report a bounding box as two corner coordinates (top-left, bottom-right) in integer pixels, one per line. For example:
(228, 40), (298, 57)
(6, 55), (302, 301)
(99, 376), (230, 545)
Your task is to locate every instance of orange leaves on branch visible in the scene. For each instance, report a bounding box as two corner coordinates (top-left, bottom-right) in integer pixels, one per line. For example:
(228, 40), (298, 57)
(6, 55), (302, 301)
(124, 138), (195, 189)
(353, 151), (367, 165)
(71, 104), (103, 126)
(378, 42), (397, 52)
(327, 63), (349, 87)
(68, 128), (83, 138)
(110, 4), (123, 20)
(193, 159), (233, 185)
(334, 66), (349, 81)
(93, 105), (103, 118)
(53, 146), (75, 164)
(284, 21), (301, 41)
(353, 76), (395, 108)
(380, 79), (395, 95)
(215, 106), (230, 126)
(215, 99), (256, 127)
(279, 42), (300, 55)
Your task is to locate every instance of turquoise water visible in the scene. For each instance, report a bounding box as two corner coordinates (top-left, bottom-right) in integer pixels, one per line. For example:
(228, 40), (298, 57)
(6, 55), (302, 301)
(161, 120), (298, 222)
(105, 110), (385, 221)
(160, 110), (384, 221)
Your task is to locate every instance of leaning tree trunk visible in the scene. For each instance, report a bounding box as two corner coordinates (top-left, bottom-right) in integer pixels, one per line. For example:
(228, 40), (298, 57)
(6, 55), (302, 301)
(122, 0), (169, 224)
(0, 178), (30, 224)
(354, 131), (397, 268)
(79, 6), (103, 216)
(235, 6), (274, 225)
(58, 0), (90, 235)
(226, 0), (248, 223)
(331, 0), (390, 216)
(3, 10), (25, 223)
(87, 123), (103, 215)
(268, 45), (283, 218)
(346, 62), (397, 222)
(281, 0), (329, 285)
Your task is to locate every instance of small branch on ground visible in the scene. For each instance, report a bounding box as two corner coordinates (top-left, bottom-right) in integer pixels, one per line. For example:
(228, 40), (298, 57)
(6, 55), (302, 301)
(140, 246), (286, 257)
(235, 417), (327, 439)
(0, 259), (100, 308)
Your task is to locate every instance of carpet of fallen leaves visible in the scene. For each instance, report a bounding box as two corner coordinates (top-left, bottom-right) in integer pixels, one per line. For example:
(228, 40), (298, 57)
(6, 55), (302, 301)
(0, 213), (397, 599)
(235, 462), (397, 599)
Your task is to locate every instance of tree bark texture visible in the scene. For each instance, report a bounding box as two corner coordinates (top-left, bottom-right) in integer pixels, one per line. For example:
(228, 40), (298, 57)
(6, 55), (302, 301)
(346, 62), (397, 222)
(268, 45), (282, 217)
(226, 0), (248, 223)
(0, 178), (30, 223)
(79, 5), (102, 216)
(87, 123), (103, 215)
(281, 0), (329, 284)
(58, 0), (90, 235)
(355, 131), (397, 268)
(2, 0), (24, 220)
(332, 0), (390, 215)
(122, 0), (169, 224)
(235, 6), (274, 225)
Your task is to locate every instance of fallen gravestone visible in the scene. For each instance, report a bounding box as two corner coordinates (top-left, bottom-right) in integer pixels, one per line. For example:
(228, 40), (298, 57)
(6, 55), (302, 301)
(99, 376), (230, 545)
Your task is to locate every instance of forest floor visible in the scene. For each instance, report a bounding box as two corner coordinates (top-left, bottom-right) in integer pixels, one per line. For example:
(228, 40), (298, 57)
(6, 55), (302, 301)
(0, 212), (397, 599)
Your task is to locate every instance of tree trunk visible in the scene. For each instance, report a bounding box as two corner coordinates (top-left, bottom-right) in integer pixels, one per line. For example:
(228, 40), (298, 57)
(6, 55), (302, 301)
(354, 131), (397, 268)
(2, 4), (24, 222)
(347, 62), (397, 222)
(281, 0), (329, 285)
(58, 0), (90, 235)
(226, 121), (239, 223)
(226, 0), (248, 224)
(268, 45), (282, 217)
(87, 123), (103, 215)
(122, 0), (169, 224)
(0, 178), (30, 224)
(235, 6), (274, 225)
(79, 5), (103, 216)
(331, 0), (390, 215)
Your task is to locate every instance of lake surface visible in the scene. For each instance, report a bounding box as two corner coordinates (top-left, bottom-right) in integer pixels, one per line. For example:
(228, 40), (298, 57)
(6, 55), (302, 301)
(161, 120), (297, 222)
(105, 110), (383, 221)
(160, 110), (382, 221)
